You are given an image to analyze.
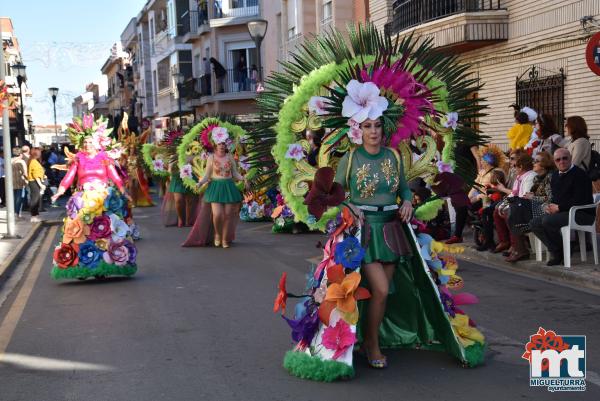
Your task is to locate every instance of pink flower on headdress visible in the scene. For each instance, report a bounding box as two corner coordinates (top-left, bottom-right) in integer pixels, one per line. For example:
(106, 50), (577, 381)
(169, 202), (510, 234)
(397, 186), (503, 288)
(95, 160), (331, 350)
(341, 80), (388, 124)
(285, 143), (305, 161)
(92, 132), (112, 150)
(152, 159), (165, 172)
(346, 119), (363, 144)
(308, 96), (330, 116)
(83, 114), (94, 130)
(211, 127), (229, 144)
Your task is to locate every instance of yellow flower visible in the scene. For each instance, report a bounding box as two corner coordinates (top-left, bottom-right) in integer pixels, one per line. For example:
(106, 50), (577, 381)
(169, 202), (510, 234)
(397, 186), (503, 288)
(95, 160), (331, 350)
(186, 141), (201, 156)
(95, 238), (109, 251)
(450, 314), (485, 347)
(82, 191), (105, 216)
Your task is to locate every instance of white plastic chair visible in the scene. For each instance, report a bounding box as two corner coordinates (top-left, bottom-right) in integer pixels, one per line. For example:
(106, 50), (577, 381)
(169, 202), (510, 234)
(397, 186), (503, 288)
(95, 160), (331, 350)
(561, 202), (599, 268)
(529, 232), (549, 262)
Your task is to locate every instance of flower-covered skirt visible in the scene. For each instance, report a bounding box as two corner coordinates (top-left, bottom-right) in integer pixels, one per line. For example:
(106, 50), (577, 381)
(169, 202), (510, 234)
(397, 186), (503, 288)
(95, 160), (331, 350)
(51, 186), (138, 280)
(204, 178), (242, 204)
(362, 210), (412, 264)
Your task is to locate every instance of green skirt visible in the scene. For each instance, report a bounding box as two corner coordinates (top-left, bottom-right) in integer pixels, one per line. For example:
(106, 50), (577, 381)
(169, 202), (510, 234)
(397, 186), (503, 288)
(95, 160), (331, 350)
(362, 209), (412, 264)
(169, 172), (190, 194)
(204, 178), (242, 203)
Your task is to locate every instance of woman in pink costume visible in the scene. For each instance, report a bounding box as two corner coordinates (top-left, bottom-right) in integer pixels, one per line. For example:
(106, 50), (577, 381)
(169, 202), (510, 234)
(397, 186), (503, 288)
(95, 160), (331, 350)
(50, 126), (138, 280)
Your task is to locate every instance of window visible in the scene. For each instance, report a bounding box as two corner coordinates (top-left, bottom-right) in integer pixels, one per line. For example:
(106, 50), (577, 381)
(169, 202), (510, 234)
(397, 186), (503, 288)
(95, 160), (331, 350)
(194, 54), (202, 77)
(157, 58), (171, 90)
(516, 66), (566, 135)
(322, 0), (332, 22)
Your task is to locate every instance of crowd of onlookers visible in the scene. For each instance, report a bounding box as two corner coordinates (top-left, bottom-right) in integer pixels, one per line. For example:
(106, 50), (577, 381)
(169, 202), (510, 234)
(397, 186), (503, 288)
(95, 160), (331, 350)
(0, 144), (66, 222)
(411, 109), (598, 267)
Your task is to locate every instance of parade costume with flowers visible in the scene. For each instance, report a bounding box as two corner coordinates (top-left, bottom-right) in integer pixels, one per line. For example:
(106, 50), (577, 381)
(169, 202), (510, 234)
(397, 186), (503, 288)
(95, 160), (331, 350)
(247, 25), (488, 381)
(52, 115), (138, 280)
(177, 118), (247, 246)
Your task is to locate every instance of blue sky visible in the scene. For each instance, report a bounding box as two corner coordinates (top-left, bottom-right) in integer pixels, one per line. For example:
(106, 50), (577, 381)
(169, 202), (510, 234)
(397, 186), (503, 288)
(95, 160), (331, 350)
(3, 0), (147, 125)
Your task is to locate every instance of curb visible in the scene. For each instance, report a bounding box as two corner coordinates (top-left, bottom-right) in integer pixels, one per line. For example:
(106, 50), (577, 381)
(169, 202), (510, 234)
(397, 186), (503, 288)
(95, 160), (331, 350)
(458, 245), (600, 292)
(0, 222), (43, 285)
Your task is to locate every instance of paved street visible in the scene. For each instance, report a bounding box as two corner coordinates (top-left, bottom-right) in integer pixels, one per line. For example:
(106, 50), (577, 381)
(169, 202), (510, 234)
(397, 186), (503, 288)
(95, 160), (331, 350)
(0, 203), (599, 401)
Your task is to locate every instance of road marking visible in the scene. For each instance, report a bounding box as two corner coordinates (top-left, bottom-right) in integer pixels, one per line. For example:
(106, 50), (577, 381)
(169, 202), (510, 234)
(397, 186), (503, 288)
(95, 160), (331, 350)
(0, 353), (113, 371)
(0, 226), (57, 354)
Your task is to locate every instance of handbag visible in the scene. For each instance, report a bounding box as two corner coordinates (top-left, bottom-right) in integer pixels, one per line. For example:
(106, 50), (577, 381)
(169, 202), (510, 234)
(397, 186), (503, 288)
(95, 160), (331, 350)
(507, 196), (533, 235)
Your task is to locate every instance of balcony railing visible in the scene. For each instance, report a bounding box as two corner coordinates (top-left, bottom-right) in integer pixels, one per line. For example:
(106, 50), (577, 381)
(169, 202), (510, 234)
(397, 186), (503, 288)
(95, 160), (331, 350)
(182, 8), (209, 35)
(213, 0), (259, 19)
(385, 0), (503, 36)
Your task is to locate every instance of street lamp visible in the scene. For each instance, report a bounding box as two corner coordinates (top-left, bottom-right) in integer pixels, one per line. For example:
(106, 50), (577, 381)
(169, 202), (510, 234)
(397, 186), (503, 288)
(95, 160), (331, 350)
(247, 19), (268, 86)
(172, 70), (185, 128)
(48, 87), (59, 139)
(11, 63), (26, 146)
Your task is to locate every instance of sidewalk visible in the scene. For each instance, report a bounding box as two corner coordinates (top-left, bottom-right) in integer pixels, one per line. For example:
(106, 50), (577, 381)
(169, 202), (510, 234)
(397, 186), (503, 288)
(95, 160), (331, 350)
(0, 206), (64, 284)
(458, 230), (600, 293)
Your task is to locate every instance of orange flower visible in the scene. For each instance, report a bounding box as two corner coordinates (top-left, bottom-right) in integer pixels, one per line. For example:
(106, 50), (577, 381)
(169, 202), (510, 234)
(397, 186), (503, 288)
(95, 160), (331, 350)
(273, 272), (287, 314)
(332, 207), (354, 237)
(271, 205), (284, 219)
(324, 272), (370, 313)
(62, 217), (90, 244)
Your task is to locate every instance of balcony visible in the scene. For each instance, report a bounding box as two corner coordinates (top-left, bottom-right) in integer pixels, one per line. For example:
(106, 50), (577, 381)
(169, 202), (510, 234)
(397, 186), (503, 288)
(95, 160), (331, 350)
(188, 68), (261, 106)
(384, 0), (508, 53)
(182, 8), (210, 43)
(210, 0), (259, 28)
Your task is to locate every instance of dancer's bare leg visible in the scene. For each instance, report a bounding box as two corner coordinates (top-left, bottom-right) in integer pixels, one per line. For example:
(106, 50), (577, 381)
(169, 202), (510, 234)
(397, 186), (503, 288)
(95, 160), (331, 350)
(184, 194), (194, 226)
(211, 203), (225, 245)
(173, 193), (185, 227)
(362, 261), (394, 362)
(222, 203), (239, 246)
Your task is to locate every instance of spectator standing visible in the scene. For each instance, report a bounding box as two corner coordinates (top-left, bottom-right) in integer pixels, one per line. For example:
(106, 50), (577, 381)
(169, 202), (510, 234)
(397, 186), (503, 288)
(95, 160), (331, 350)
(531, 148), (595, 266)
(236, 55), (248, 91)
(21, 144), (31, 163)
(250, 64), (258, 91)
(27, 148), (46, 222)
(11, 147), (28, 218)
(565, 116), (592, 171)
(532, 114), (566, 157)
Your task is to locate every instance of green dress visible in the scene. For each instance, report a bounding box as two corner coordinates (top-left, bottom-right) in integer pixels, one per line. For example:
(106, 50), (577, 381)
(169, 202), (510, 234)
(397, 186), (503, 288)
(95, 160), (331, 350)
(334, 146), (484, 364)
(169, 171), (191, 194)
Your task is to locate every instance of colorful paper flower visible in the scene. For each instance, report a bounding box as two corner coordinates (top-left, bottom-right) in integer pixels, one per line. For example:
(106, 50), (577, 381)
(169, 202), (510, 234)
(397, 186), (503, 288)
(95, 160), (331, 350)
(322, 320), (356, 360)
(130, 223), (141, 241)
(109, 214), (130, 242)
(152, 158), (165, 172)
(285, 143), (305, 161)
(283, 306), (320, 346)
(92, 131), (112, 150)
(324, 271), (370, 313)
(88, 215), (111, 240)
(211, 126), (229, 144)
(442, 112), (459, 130)
(123, 239), (137, 264)
(303, 167), (346, 219)
(66, 193), (84, 219)
(104, 188), (125, 215)
(180, 163), (193, 179)
(436, 160), (453, 173)
(333, 237), (365, 270)
(53, 243), (80, 269)
(103, 241), (130, 266)
(95, 238), (109, 251)
(82, 113), (94, 130)
(341, 80), (388, 124)
(273, 272), (288, 314)
(62, 217), (90, 244)
(238, 155), (250, 171)
(106, 145), (123, 160)
(346, 120), (363, 144)
(82, 191), (105, 216)
(308, 96), (330, 115)
(78, 240), (102, 268)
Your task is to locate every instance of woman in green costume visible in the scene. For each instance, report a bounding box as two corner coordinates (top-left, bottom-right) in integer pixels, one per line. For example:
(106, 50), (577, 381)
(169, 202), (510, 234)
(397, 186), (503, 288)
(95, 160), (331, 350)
(168, 162), (195, 227)
(334, 117), (413, 368)
(196, 132), (246, 248)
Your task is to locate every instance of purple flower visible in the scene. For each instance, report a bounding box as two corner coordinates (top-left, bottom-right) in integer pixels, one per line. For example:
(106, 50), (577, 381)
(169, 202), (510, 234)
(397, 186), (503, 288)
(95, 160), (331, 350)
(285, 144), (304, 161)
(123, 239), (137, 264)
(282, 305), (319, 345)
(440, 291), (456, 317)
(281, 206), (294, 219)
(442, 112), (459, 130)
(66, 193), (84, 218)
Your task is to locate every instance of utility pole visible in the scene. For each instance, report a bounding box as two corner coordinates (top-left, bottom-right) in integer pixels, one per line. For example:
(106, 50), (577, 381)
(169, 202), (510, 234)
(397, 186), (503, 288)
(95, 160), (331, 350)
(1, 46), (17, 238)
